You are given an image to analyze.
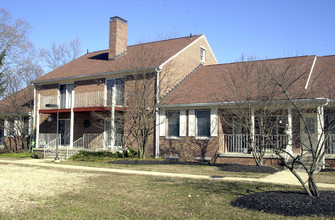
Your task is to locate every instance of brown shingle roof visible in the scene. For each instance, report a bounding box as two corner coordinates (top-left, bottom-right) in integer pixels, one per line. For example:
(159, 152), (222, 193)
(0, 85), (33, 114)
(161, 55), (335, 106)
(34, 35), (203, 83)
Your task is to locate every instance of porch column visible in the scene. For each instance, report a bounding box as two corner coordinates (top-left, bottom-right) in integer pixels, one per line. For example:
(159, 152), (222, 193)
(287, 107), (293, 153)
(250, 107), (255, 151)
(110, 82), (116, 150)
(69, 89), (75, 149)
(317, 105), (325, 168)
(36, 94), (40, 148)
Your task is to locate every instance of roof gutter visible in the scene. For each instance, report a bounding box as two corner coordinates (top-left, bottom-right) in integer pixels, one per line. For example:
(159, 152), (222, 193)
(159, 98), (330, 109)
(33, 66), (159, 85)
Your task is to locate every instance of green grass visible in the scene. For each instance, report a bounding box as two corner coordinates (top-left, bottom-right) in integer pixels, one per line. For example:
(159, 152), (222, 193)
(61, 160), (271, 178)
(0, 172), (306, 220)
(0, 152), (33, 158)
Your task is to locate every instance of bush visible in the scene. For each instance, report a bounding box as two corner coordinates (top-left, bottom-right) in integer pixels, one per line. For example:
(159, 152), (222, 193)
(0, 152), (34, 158)
(70, 148), (138, 162)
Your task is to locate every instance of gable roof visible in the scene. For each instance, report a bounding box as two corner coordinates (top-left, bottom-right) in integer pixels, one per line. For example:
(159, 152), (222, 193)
(34, 35), (203, 84)
(0, 85), (34, 114)
(161, 55), (335, 106)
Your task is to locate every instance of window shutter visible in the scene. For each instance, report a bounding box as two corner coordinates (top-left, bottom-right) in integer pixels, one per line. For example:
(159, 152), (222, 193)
(180, 110), (186, 136)
(189, 110), (195, 136)
(4, 119), (8, 136)
(159, 110), (166, 136)
(210, 108), (218, 137)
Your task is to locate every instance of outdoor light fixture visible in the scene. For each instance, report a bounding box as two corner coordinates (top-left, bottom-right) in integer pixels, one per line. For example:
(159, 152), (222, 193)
(47, 116), (53, 122)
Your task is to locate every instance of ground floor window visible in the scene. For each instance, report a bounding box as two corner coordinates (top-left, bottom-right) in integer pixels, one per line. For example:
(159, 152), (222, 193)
(196, 110), (210, 138)
(167, 111), (180, 138)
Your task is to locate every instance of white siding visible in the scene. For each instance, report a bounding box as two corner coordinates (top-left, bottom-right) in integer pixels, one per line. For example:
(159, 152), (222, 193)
(180, 110), (186, 136)
(188, 110), (195, 136)
(159, 110), (166, 136)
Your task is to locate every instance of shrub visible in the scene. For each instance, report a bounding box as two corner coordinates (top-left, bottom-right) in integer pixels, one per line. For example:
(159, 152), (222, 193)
(70, 149), (138, 161)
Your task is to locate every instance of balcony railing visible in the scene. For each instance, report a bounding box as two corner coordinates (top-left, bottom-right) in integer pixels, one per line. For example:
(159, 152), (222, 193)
(326, 134), (335, 154)
(74, 91), (105, 108)
(220, 134), (288, 153)
(39, 91), (127, 110)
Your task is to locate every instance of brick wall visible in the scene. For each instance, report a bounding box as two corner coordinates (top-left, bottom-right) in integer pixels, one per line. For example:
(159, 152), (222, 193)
(160, 36), (217, 97)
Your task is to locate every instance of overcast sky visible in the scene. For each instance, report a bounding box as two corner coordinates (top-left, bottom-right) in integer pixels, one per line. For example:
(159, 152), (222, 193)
(1, 0), (335, 63)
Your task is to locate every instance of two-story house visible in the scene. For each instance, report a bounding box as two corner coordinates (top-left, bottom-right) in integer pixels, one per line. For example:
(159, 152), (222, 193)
(33, 16), (217, 157)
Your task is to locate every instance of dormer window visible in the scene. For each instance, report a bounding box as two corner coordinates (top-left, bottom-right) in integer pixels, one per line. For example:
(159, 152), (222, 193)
(200, 47), (206, 62)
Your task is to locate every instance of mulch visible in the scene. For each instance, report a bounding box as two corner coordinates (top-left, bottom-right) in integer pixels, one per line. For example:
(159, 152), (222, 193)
(107, 160), (277, 173)
(231, 190), (335, 217)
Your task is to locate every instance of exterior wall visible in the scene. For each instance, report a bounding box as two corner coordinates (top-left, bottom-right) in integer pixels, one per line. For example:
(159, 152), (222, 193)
(215, 156), (282, 168)
(74, 78), (105, 94)
(160, 36), (217, 97)
(73, 112), (104, 147)
(38, 84), (58, 97)
(160, 136), (219, 161)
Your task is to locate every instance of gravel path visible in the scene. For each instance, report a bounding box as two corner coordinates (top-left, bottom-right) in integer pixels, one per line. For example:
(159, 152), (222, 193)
(0, 162), (98, 213)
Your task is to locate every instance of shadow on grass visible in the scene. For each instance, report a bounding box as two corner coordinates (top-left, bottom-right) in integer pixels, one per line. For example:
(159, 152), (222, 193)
(231, 191), (335, 217)
(107, 160), (277, 174)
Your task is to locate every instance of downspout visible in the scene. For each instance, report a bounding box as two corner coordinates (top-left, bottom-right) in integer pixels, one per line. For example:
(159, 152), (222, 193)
(321, 99), (330, 169)
(155, 67), (161, 158)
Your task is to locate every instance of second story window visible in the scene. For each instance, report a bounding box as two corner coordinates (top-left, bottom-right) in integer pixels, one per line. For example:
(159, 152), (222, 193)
(59, 84), (74, 109)
(200, 47), (206, 63)
(106, 78), (125, 106)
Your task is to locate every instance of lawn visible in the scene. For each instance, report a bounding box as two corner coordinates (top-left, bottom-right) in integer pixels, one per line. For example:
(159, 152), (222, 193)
(0, 168), (308, 220)
(61, 159), (273, 178)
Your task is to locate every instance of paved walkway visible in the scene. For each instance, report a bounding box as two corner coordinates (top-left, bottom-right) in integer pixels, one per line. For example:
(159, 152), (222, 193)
(1, 158), (335, 189)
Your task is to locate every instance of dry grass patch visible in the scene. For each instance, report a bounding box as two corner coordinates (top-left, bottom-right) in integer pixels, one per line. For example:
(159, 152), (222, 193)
(0, 163), (100, 214)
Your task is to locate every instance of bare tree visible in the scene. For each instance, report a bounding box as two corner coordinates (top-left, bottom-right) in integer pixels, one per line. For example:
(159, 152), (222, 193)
(219, 56), (288, 166)
(0, 49), (5, 97)
(220, 55), (335, 197)
(39, 38), (81, 71)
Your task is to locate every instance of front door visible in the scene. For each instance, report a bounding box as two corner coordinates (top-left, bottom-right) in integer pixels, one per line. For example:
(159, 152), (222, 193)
(59, 119), (70, 145)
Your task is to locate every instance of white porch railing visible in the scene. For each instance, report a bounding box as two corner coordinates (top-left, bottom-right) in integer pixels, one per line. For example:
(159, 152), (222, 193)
(74, 91), (105, 108)
(0, 137), (4, 148)
(83, 133), (104, 149)
(39, 133), (57, 146)
(43, 136), (61, 158)
(327, 134), (335, 154)
(220, 134), (288, 153)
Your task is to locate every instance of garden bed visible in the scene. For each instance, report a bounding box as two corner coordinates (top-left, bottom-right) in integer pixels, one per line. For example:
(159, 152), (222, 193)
(231, 190), (335, 217)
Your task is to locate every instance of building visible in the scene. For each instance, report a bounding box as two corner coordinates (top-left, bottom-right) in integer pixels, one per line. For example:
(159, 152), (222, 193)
(32, 16), (217, 157)
(0, 86), (33, 152)
(32, 16), (335, 167)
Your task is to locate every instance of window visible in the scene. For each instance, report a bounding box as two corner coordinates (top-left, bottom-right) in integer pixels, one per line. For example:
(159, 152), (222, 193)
(305, 117), (316, 134)
(8, 119), (14, 136)
(196, 110), (210, 138)
(23, 116), (29, 136)
(167, 111), (179, 138)
(59, 84), (74, 109)
(200, 47), (206, 62)
(106, 78), (125, 106)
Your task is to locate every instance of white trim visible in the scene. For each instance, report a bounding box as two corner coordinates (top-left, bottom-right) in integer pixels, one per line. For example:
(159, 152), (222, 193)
(180, 110), (186, 136)
(210, 108), (218, 137)
(69, 89), (75, 149)
(305, 56), (317, 90)
(159, 35), (205, 69)
(188, 110), (195, 136)
(36, 93), (40, 148)
(202, 35), (218, 64)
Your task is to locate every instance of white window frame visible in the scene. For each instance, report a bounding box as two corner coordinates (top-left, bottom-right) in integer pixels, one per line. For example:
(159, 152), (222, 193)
(166, 110), (180, 139)
(200, 47), (206, 63)
(196, 109), (211, 139)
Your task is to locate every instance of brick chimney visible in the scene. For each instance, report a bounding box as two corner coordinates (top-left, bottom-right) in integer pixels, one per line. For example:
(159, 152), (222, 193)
(108, 16), (128, 60)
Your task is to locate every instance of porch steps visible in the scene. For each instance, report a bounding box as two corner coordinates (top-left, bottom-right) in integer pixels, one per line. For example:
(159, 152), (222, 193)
(46, 148), (81, 160)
